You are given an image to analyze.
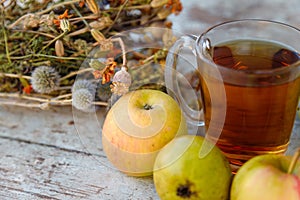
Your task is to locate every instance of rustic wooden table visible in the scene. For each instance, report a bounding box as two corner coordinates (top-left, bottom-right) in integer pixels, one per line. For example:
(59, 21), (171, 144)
(1, 0), (300, 199)
(0, 105), (299, 200)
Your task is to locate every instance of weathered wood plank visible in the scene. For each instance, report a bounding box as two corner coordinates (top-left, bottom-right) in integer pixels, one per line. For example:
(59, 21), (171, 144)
(0, 137), (158, 200)
(0, 104), (159, 199)
(0, 105), (104, 155)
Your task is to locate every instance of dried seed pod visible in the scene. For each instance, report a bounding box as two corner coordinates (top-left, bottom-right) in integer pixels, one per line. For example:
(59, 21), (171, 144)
(55, 40), (64, 57)
(110, 82), (130, 96)
(112, 68), (132, 86)
(150, 0), (168, 8)
(157, 8), (172, 20)
(86, 0), (100, 15)
(60, 18), (70, 32)
(31, 66), (60, 94)
(110, 67), (132, 96)
(91, 29), (106, 43)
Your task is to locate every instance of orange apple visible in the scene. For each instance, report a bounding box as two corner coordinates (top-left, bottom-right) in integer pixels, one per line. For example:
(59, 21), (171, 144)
(102, 89), (187, 176)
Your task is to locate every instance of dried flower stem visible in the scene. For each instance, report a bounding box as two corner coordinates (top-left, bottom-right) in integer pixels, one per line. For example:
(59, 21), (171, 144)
(53, 93), (72, 100)
(92, 101), (108, 106)
(9, 53), (85, 61)
(14, 30), (56, 39)
(142, 54), (155, 65)
(7, 13), (35, 29)
(111, 37), (126, 67)
(0, 92), (68, 103)
(0, 72), (32, 80)
(35, 54), (85, 60)
(104, 0), (130, 35)
(36, 0), (81, 15)
(0, 92), (108, 107)
(71, 4), (90, 29)
(69, 15), (99, 22)
(108, 4), (151, 11)
(0, 101), (47, 109)
(2, 25), (11, 63)
(38, 29), (68, 54)
(59, 68), (94, 82)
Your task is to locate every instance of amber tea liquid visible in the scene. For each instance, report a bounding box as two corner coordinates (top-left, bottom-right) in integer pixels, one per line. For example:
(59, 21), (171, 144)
(201, 40), (300, 166)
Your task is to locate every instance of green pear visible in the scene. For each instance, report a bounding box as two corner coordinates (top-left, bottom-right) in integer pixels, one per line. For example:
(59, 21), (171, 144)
(153, 135), (232, 200)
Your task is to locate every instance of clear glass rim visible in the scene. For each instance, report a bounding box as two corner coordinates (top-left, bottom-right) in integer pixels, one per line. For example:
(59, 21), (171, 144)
(196, 19), (300, 76)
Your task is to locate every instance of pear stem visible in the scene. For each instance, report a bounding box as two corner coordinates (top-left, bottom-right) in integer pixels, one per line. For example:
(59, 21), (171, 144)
(288, 148), (300, 174)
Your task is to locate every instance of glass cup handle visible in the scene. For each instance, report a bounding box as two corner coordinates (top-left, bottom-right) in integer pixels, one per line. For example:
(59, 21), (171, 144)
(165, 35), (204, 127)
(165, 35), (227, 158)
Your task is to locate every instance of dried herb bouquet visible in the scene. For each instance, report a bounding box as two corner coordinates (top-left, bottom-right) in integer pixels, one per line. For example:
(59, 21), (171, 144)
(0, 0), (182, 111)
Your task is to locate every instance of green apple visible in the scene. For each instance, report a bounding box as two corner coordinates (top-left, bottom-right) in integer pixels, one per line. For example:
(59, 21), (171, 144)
(153, 135), (232, 200)
(102, 89), (187, 177)
(231, 150), (300, 200)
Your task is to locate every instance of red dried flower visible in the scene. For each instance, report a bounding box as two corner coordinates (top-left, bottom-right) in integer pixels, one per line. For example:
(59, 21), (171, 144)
(92, 57), (117, 84)
(79, 0), (85, 7)
(53, 9), (73, 27)
(166, 0), (183, 15)
(23, 85), (33, 94)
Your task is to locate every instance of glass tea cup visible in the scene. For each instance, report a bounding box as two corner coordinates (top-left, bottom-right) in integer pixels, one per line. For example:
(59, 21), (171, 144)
(165, 19), (300, 168)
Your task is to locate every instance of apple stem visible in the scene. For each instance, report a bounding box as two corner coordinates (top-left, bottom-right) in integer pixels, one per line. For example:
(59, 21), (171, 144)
(144, 104), (152, 110)
(288, 148), (300, 174)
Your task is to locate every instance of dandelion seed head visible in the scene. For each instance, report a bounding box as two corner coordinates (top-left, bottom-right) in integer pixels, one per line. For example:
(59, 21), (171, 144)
(31, 66), (60, 94)
(72, 79), (96, 94)
(72, 89), (94, 112)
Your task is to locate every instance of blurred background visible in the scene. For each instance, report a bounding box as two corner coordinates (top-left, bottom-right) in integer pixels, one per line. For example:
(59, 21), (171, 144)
(169, 0), (300, 35)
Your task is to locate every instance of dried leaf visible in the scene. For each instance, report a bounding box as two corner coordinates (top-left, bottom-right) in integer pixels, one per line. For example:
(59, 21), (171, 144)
(92, 58), (117, 84)
(89, 59), (106, 70)
(55, 40), (64, 57)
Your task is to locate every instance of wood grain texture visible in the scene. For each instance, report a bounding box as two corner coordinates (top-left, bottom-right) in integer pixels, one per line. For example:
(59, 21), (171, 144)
(0, 105), (158, 200)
